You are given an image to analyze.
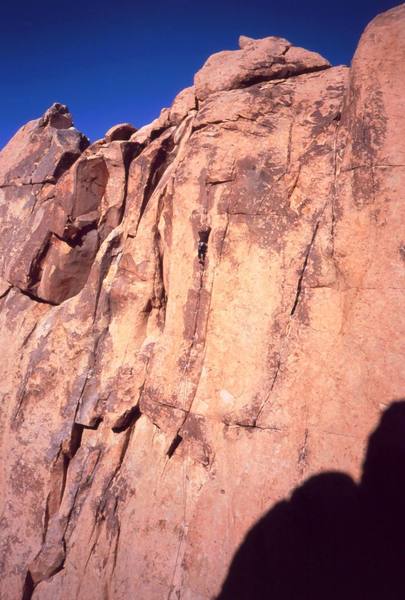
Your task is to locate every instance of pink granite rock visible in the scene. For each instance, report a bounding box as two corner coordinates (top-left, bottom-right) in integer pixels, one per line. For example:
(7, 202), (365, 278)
(105, 123), (137, 142)
(0, 5), (404, 600)
(194, 35), (330, 100)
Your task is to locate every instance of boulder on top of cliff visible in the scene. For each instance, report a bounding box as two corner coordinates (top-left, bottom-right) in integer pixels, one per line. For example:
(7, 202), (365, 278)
(0, 102), (88, 186)
(38, 102), (74, 129)
(194, 34), (331, 100)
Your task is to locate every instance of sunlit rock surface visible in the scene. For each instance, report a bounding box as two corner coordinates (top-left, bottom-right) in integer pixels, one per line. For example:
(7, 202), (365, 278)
(0, 5), (404, 599)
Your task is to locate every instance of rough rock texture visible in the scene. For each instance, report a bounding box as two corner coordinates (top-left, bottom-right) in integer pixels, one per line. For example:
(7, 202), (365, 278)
(105, 123), (137, 142)
(194, 35), (330, 99)
(0, 5), (404, 599)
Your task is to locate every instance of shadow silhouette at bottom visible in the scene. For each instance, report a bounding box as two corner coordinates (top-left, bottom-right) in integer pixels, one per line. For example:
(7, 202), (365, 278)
(218, 401), (405, 600)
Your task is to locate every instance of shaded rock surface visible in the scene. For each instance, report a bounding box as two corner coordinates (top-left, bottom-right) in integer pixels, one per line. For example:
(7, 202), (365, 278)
(0, 5), (405, 599)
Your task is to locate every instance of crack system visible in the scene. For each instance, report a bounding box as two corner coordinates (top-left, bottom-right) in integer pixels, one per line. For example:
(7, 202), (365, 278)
(290, 221), (320, 316)
(7, 55), (357, 599)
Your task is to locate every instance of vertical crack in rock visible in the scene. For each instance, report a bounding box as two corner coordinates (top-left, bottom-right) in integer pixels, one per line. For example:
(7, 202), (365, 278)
(290, 221), (320, 316)
(21, 323), (38, 348)
(330, 117), (343, 258)
(152, 192), (169, 328)
(253, 354), (282, 426)
(29, 442), (103, 592)
(25, 232), (54, 298)
(53, 150), (85, 181)
(135, 136), (176, 233)
(169, 190), (233, 460)
(21, 571), (35, 600)
(298, 427), (309, 474)
(84, 429), (134, 571)
(109, 302), (157, 432)
(91, 234), (121, 324)
(166, 433), (183, 458)
(56, 132), (180, 435)
(118, 142), (143, 225)
(111, 405), (141, 433)
(111, 498), (122, 576)
(129, 117), (200, 441)
(59, 423), (85, 503)
(169, 234), (211, 458)
(98, 428), (133, 510)
(14, 370), (32, 422)
(218, 212), (231, 263)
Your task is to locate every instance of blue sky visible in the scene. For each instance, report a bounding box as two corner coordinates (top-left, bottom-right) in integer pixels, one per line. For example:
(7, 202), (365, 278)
(0, 0), (399, 147)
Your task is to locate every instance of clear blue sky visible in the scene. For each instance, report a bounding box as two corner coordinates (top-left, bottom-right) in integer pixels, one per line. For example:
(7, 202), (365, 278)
(0, 0), (400, 148)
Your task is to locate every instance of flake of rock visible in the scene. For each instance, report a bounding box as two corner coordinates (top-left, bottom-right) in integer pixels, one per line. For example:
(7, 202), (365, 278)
(169, 86), (197, 125)
(130, 108), (171, 144)
(105, 123), (137, 142)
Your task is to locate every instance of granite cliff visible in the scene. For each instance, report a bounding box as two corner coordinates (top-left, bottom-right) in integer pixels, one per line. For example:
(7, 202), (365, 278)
(0, 4), (404, 599)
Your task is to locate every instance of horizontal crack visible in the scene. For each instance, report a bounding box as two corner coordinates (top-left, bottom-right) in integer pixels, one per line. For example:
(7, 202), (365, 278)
(0, 178), (55, 189)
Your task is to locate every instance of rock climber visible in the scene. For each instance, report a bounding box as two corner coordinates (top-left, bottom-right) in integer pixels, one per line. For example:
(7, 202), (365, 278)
(198, 228), (211, 265)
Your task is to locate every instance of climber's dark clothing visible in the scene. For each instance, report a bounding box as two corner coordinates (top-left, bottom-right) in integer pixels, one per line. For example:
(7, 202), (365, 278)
(198, 241), (207, 264)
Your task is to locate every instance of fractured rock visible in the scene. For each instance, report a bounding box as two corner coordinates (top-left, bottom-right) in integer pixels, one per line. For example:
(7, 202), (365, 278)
(0, 5), (404, 600)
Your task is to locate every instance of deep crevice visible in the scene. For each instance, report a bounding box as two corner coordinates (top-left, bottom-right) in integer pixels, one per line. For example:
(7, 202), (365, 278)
(137, 135), (176, 227)
(95, 428), (133, 522)
(59, 222), (98, 248)
(26, 232), (53, 289)
(117, 142), (143, 224)
(80, 417), (103, 430)
(69, 423), (84, 458)
(0, 285), (12, 300)
(42, 494), (51, 543)
(167, 434), (183, 458)
(59, 423), (85, 504)
(92, 234), (121, 323)
(18, 287), (58, 306)
(21, 571), (35, 600)
(153, 224), (168, 327)
(53, 151), (81, 180)
(150, 125), (171, 142)
(112, 405), (141, 433)
(238, 64), (331, 90)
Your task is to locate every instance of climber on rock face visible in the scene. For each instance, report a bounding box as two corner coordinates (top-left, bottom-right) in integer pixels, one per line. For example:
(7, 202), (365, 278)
(198, 240), (207, 264)
(198, 228), (211, 265)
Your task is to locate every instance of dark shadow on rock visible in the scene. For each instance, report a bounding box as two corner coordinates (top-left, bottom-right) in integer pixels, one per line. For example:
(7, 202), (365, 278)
(217, 400), (405, 600)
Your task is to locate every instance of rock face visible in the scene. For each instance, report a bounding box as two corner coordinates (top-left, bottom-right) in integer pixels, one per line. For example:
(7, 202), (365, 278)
(0, 5), (404, 599)
(194, 34), (330, 99)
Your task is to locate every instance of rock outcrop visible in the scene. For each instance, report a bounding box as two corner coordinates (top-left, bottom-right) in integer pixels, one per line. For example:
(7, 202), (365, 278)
(0, 4), (404, 599)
